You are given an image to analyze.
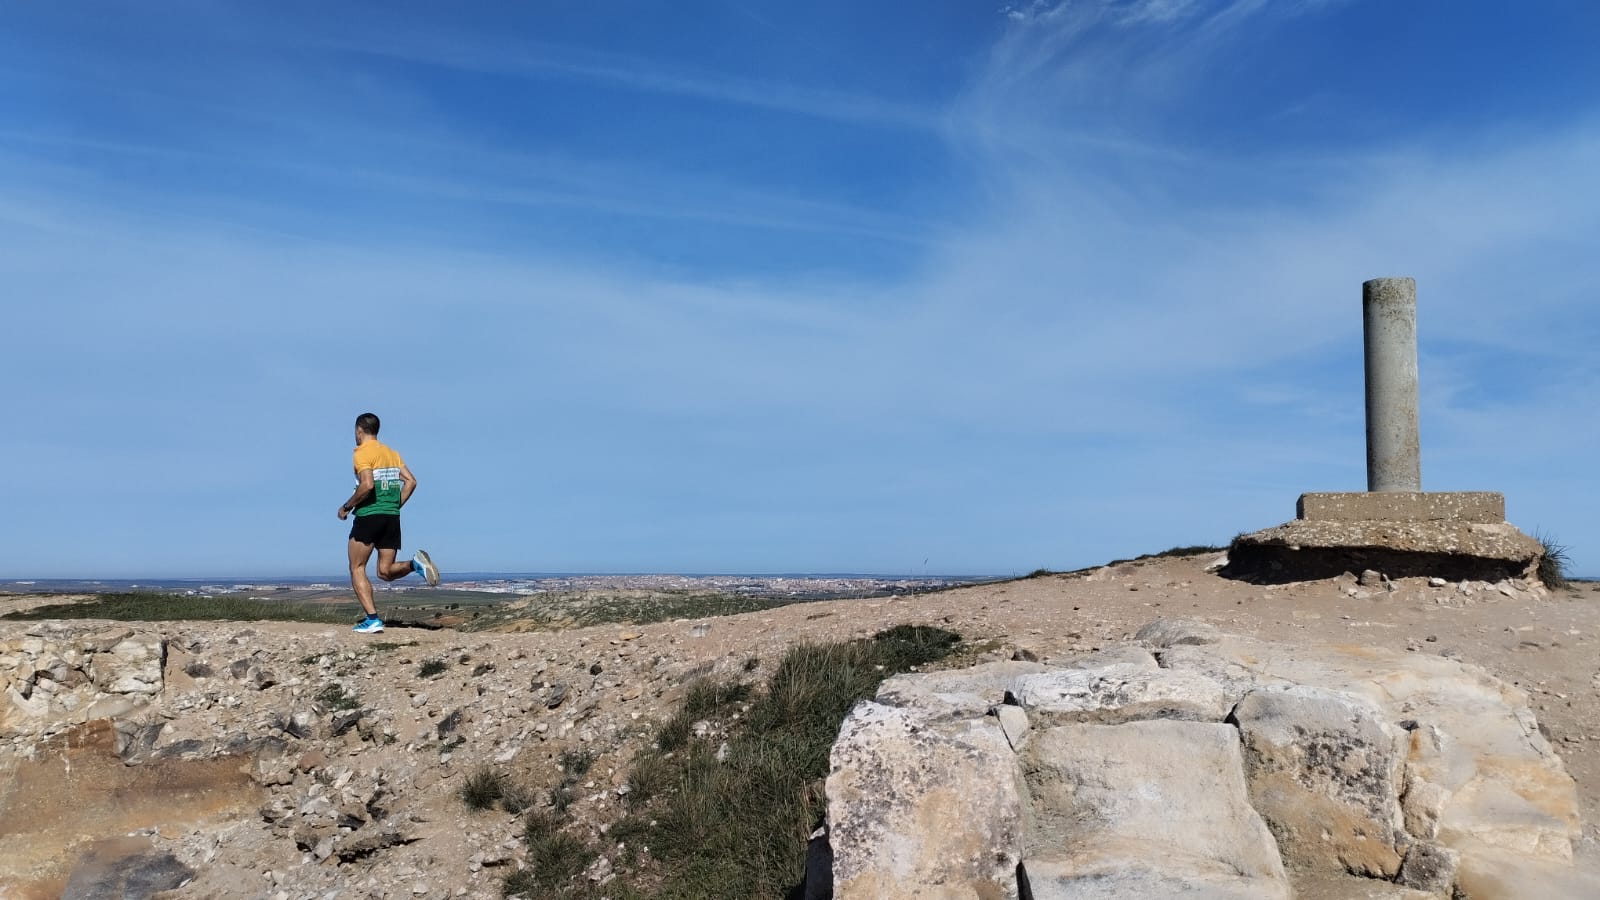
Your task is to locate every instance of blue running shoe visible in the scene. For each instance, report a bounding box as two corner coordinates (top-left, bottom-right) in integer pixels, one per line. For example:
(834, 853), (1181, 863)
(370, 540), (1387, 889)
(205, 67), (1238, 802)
(353, 615), (384, 634)
(412, 549), (440, 587)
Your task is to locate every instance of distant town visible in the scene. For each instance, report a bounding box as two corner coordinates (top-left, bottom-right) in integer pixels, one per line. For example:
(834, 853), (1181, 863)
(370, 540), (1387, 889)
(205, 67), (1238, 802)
(4, 572), (992, 602)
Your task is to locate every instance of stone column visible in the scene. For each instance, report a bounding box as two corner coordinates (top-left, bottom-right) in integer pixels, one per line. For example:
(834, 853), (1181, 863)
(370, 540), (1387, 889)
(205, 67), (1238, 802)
(1362, 277), (1421, 492)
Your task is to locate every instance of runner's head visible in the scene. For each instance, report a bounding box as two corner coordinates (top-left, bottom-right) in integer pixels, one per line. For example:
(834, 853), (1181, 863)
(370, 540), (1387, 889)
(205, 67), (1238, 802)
(355, 412), (381, 439)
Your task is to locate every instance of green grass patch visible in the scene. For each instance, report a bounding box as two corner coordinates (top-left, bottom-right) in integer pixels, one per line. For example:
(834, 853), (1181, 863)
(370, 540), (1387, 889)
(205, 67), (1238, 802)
(1149, 544), (1227, 558)
(505, 811), (597, 897)
(597, 623), (961, 900)
(462, 590), (820, 633)
(460, 767), (533, 814)
(0, 592), (354, 624)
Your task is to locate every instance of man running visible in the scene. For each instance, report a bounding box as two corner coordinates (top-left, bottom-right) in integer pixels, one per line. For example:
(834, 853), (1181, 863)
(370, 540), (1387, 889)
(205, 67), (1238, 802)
(337, 412), (439, 634)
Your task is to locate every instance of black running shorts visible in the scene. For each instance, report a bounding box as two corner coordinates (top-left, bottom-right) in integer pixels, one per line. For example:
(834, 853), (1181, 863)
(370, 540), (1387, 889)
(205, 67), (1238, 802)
(349, 514), (402, 550)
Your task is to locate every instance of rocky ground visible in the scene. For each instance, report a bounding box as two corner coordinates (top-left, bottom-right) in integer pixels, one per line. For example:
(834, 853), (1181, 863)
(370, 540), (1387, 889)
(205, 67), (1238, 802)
(2, 553), (1597, 899)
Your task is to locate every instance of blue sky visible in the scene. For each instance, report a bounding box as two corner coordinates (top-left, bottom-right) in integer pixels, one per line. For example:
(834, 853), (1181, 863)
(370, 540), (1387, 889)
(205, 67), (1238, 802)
(3, 1), (1598, 578)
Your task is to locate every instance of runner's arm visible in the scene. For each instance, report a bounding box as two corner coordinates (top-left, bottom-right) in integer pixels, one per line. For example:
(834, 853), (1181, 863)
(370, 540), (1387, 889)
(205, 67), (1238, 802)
(339, 468), (375, 518)
(398, 465), (417, 507)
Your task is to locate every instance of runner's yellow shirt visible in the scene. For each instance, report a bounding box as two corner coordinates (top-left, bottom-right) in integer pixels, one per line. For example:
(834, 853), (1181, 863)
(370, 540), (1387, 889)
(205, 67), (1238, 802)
(352, 440), (405, 516)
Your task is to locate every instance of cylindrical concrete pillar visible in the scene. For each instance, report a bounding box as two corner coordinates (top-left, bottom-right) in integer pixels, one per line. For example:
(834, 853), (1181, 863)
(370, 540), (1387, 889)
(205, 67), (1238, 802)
(1363, 277), (1421, 492)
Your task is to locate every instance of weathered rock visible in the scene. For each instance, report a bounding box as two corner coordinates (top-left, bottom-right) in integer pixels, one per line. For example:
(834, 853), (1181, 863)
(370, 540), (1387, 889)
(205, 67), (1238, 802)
(1019, 856), (1288, 899)
(1054, 645), (1159, 670)
(1451, 843), (1599, 900)
(1133, 618), (1221, 648)
(1232, 684), (1406, 877)
(1020, 720), (1289, 898)
(827, 701), (1024, 900)
(993, 704), (1030, 752)
(1168, 633), (1582, 877)
(1012, 667), (1229, 724)
(90, 636), (165, 695)
(337, 827), (417, 861)
(1396, 841), (1458, 893)
(875, 660), (1051, 720)
(1227, 519), (1542, 583)
(60, 837), (194, 900)
(82, 696), (142, 721)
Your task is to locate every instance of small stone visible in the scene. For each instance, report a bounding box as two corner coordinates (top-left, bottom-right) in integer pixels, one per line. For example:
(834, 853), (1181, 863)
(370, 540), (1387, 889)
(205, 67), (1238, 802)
(1358, 569), (1385, 587)
(547, 684), (569, 709)
(1428, 577), (1448, 587)
(589, 663), (603, 676)
(993, 704), (1031, 751)
(1397, 841), (1458, 893)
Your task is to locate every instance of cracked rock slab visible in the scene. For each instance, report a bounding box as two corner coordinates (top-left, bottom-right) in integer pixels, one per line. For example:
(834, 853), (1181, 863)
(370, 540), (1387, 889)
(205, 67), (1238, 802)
(1012, 667), (1230, 724)
(1020, 720), (1289, 898)
(827, 701), (1024, 900)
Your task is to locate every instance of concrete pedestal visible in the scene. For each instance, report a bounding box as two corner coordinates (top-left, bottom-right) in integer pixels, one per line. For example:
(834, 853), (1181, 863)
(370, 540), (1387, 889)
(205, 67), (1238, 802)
(1296, 492), (1503, 525)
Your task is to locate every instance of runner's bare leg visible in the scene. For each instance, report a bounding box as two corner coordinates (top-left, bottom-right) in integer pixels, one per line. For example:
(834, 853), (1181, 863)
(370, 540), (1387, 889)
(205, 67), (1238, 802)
(348, 538), (378, 616)
(376, 548), (414, 582)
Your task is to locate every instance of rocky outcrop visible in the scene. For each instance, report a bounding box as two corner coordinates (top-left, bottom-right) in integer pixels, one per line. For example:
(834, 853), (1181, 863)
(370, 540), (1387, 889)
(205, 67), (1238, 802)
(2, 625), (165, 734)
(825, 621), (1585, 899)
(0, 618), (759, 899)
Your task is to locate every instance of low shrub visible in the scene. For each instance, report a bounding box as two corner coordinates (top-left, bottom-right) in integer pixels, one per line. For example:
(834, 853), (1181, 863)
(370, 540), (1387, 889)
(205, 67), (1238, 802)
(1536, 531), (1571, 589)
(613, 624), (962, 899)
(460, 768), (505, 811)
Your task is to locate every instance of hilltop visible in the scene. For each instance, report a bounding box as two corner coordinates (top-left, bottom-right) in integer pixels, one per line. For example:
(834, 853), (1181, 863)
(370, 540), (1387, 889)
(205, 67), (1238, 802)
(2, 553), (1598, 898)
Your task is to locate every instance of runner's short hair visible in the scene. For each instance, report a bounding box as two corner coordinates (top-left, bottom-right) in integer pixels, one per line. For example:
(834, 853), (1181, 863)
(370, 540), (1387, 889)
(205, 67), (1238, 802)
(355, 412), (381, 436)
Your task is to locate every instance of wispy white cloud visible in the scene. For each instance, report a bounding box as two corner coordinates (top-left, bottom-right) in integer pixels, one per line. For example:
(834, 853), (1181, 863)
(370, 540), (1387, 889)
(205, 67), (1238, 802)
(308, 29), (945, 134)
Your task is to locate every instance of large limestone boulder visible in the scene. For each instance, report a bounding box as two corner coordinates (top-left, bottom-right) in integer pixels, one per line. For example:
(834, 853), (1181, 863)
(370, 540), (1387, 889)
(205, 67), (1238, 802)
(827, 701), (1025, 900)
(826, 621), (1587, 900)
(1019, 720), (1289, 899)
